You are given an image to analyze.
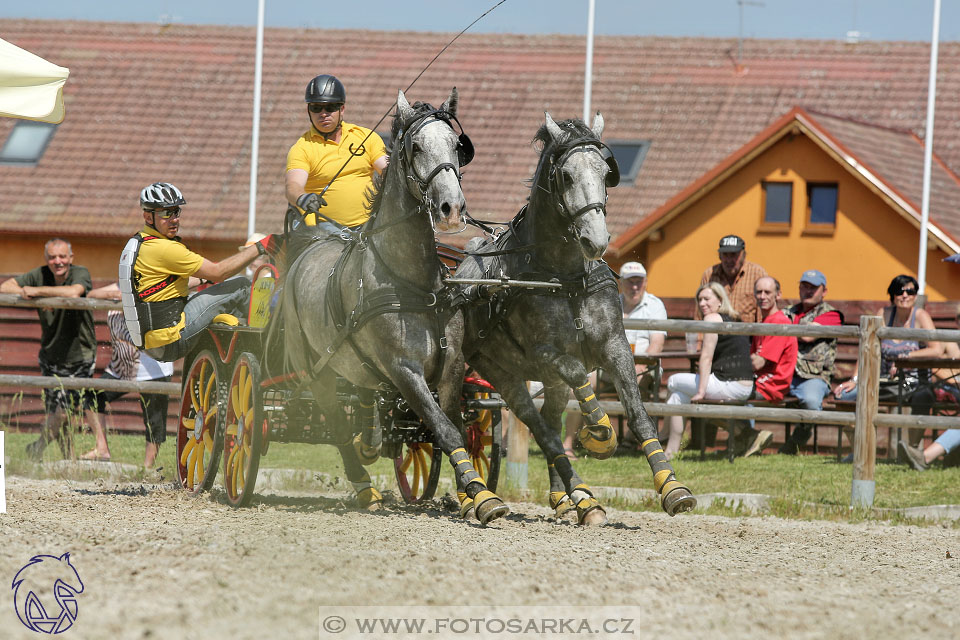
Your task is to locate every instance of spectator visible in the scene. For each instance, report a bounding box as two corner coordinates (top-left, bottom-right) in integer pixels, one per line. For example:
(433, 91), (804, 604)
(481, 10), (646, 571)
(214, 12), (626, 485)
(86, 283), (174, 468)
(700, 234), (768, 323)
(833, 275), (941, 449)
(0, 238), (98, 460)
(898, 309), (960, 471)
(663, 282), (754, 459)
(900, 432), (960, 471)
(561, 261), (666, 456)
(736, 276), (799, 457)
(125, 182), (279, 363)
(778, 269), (844, 455)
(285, 74), (388, 238)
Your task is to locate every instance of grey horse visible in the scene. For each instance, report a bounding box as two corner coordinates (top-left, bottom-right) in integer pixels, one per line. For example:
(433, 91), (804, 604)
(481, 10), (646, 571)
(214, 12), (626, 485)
(455, 113), (696, 524)
(275, 88), (509, 524)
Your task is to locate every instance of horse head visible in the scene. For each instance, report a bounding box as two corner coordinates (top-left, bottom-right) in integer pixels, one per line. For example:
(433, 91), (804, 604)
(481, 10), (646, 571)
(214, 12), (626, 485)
(538, 112), (615, 260)
(394, 88), (469, 232)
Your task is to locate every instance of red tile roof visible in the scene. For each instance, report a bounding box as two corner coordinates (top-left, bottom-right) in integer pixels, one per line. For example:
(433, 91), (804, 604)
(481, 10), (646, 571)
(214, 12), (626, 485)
(2, 19), (960, 248)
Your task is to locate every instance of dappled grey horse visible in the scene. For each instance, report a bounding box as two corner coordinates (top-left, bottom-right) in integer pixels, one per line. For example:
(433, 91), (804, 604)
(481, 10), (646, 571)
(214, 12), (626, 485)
(455, 113), (696, 524)
(274, 88), (508, 524)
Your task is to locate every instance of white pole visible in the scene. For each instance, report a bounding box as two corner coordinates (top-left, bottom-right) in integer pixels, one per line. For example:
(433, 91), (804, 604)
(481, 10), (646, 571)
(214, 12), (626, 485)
(247, 0), (266, 238)
(583, 0), (595, 122)
(917, 0), (941, 294)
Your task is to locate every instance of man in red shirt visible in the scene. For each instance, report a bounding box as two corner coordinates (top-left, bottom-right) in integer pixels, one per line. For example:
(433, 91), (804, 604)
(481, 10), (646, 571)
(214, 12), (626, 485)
(751, 276), (799, 402)
(740, 276), (799, 457)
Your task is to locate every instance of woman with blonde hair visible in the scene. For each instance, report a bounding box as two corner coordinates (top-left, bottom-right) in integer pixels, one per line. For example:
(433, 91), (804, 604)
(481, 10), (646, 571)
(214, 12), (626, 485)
(663, 282), (754, 458)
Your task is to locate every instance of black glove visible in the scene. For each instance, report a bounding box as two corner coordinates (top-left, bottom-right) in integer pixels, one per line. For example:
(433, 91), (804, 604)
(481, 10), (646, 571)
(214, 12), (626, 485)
(296, 192), (327, 214)
(255, 233), (283, 257)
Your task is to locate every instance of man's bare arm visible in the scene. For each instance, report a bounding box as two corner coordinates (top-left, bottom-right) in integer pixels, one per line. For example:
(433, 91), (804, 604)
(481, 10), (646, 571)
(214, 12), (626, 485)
(20, 283), (86, 299)
(193, 245), (262, 283)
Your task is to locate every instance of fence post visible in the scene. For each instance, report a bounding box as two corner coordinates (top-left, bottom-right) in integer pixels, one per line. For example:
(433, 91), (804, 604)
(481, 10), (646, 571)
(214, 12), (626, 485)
(851, 315), (881, 508)
(502, 409), (529, 490)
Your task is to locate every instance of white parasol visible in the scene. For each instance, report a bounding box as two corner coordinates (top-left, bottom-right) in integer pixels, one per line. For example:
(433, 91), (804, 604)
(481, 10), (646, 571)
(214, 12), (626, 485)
(0, 37), (69, 123)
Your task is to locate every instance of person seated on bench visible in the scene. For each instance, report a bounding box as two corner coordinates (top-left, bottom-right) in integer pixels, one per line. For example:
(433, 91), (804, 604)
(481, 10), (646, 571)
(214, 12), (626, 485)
(832, 275), (941, 440)
(740, 276), (798, 457)
(779, 269), (844, 455)
(663, 282), (753, 459)
(123, 182), (281, 363)
(900, 429), (960, 471)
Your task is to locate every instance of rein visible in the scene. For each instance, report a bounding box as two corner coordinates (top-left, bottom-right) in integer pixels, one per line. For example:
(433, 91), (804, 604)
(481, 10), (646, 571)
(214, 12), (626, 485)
(290, 108), (467, 392)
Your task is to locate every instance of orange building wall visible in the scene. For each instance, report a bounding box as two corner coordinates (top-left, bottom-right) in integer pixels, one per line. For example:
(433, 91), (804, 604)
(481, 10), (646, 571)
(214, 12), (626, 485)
(633, 134), (960, 302)
(0, 233), (239, 282)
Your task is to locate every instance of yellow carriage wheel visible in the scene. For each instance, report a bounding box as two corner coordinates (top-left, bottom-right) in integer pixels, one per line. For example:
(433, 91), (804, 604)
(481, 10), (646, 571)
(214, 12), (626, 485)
(222, 352), (264, 508)
(393, 441), (442, 504)
(176, 350), (223, 495)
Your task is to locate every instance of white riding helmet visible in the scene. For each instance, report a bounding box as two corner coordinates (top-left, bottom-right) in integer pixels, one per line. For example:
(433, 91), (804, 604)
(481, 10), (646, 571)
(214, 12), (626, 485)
(140, 182), (186, 210)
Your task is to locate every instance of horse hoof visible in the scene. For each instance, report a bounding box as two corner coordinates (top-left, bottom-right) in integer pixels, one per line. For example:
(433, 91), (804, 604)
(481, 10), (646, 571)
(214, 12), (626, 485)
(458, 495), (475, 519)
(579, 507), (608, 526)
(352, 435), (381, 466)
(473, 490), (509, 525)
(357, 487), (383, 511)
(575, 496), (607, 526)
(661, 486), (697, 516)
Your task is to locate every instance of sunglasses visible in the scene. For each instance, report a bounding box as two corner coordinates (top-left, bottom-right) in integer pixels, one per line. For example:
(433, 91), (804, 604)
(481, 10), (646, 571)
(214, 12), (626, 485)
(151, 206), (181, 220)
(308, 103), (343, 114)
(895, 287), (917, 296)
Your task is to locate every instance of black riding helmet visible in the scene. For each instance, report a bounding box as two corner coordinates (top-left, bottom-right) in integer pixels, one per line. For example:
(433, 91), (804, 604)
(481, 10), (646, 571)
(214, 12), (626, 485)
(305, 74), (346, 104)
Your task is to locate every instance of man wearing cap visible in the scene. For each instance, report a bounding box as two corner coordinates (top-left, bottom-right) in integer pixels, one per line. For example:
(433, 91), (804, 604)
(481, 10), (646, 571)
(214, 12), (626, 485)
(779, 269), (844, 454)
(700, 234), (768, 323)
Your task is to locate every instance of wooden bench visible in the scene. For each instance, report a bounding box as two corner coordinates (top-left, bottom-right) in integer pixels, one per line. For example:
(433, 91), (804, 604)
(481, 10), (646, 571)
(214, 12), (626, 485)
(690, 395), (801, 462)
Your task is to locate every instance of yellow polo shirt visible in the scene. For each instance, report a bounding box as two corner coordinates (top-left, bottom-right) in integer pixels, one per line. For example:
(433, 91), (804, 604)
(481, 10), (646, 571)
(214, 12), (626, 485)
(286, 122), (387, 227)
(134, 226), (205, 349)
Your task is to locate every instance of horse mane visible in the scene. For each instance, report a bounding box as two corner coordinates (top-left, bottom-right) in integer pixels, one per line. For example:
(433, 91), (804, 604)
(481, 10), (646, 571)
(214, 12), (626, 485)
(365, 100), (439, 217)
(529, 117), (597, 195)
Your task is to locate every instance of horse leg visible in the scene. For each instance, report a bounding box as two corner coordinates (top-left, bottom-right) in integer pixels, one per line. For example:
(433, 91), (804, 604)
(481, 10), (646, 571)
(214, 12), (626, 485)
(536, 348), (617, 460)
(390, 367), (508, 525)
(541, 384), (607, 526)
(540, 385), (575, 519)
(470, 353), (606, 526)
(600, 340), (697, 515)
(350, 387), (381, 465)
(312, 377), (383, 510)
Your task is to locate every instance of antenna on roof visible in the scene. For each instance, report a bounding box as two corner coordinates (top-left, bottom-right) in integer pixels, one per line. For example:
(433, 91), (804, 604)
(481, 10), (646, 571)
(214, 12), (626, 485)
(737, 0), (765, 66)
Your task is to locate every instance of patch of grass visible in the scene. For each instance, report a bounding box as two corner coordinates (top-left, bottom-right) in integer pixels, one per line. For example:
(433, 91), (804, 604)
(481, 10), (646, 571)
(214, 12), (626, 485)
(3, 429), (957, 526)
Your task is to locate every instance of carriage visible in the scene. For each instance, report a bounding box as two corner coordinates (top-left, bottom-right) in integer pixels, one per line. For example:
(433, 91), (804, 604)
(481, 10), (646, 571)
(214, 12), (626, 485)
(174, 263), (504, 508)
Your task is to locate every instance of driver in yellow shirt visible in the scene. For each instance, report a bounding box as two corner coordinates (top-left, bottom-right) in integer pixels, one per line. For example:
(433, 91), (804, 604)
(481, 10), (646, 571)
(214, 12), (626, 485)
(285, 74), (388, 236)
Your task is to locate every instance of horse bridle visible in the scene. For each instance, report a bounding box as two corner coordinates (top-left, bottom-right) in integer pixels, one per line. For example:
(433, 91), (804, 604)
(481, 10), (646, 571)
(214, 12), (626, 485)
(396, 108), (474, 202)
(545, 137), (620, 221)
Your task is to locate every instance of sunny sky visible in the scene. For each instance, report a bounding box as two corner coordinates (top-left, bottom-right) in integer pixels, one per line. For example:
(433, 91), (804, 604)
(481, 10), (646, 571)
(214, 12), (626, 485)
(2, 0), (959, 43)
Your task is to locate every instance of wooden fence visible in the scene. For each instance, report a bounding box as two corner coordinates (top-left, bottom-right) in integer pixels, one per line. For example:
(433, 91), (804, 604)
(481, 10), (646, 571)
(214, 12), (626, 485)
(3, 294), (960, 508)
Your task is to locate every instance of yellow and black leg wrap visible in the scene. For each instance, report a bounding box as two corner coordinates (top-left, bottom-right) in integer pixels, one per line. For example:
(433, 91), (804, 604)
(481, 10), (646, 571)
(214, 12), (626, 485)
(573, 382), (617, 459)
(457, 491), (474, 519)
(570, 484), (607, 525)
(449, 447), (483, 488)
(352, 398), (380, 466)
(352, 480), (383, 510)
(642, 438), (697, 516)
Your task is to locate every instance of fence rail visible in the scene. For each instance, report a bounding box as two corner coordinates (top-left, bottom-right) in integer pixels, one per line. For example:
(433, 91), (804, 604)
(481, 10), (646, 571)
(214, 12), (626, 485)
(4, 295), (960, 508)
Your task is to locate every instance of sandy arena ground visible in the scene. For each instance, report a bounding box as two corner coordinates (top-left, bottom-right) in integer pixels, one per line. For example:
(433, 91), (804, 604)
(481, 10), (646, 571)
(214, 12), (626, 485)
(1, 474), (958, 640)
